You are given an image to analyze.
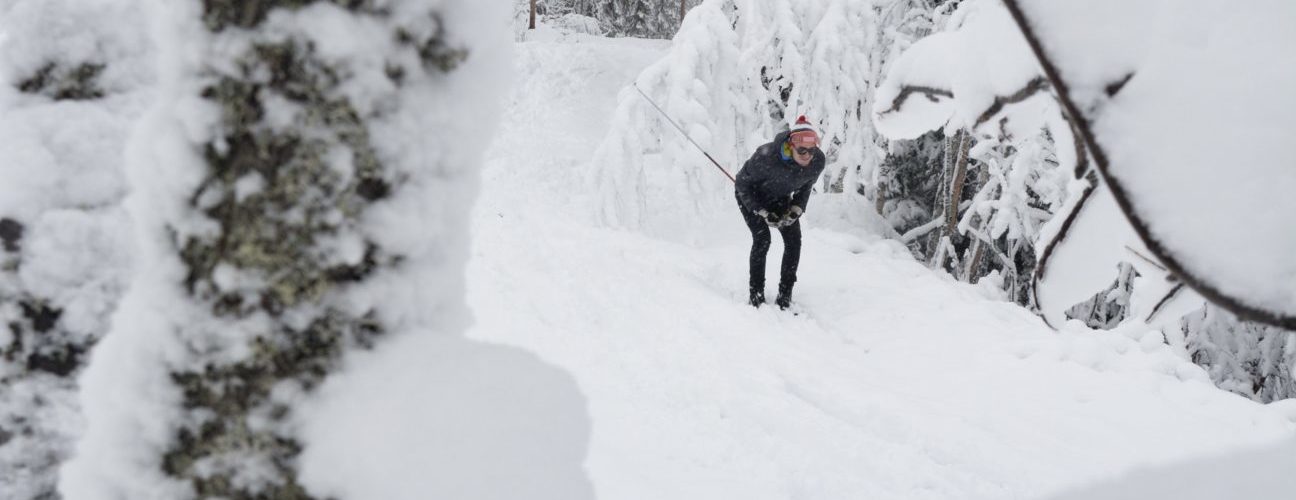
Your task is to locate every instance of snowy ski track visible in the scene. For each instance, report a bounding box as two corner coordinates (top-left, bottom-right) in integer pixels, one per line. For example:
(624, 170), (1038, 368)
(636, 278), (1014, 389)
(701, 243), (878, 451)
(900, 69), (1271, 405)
(466, 35), (1295, 500)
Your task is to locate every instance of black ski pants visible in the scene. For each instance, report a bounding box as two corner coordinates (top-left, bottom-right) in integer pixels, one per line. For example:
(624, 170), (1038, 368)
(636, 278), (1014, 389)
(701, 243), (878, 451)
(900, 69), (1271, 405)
(737, 197), (801, 291)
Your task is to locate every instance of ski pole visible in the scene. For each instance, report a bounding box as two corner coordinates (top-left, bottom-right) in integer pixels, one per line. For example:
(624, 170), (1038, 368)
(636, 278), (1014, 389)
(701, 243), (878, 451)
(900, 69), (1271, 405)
(633, 84), (736, 183)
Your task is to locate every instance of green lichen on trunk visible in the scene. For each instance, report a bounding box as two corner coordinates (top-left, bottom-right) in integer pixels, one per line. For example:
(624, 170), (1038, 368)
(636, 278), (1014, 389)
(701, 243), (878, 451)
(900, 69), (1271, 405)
(160, 0), (467, 497)
(179, 38), (390, 316)
(17, 62), (106, 100)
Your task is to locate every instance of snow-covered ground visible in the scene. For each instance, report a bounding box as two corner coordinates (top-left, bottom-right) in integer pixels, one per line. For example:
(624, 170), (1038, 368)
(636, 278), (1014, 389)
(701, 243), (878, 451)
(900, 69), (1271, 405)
(466, 33), (1295, 499)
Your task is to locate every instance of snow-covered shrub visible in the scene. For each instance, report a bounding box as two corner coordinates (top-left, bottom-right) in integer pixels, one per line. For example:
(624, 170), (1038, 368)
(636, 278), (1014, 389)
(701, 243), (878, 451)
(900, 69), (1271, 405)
(54, 1), (589, 498)
(0, 0), (152, 497)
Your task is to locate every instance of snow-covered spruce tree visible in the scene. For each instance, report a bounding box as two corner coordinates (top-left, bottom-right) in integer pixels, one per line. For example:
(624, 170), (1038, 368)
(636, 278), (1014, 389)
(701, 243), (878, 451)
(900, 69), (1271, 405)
(0, 1), (151, 498)
(572, 0), (695, 39)
(1184, 307), (1296, 403)
(59, 0), (506, 497)
(796, 0), (876, 194)
(590, 0), (741, 239)
(878, 129), (946, 242)
(616, 0), (657, 38)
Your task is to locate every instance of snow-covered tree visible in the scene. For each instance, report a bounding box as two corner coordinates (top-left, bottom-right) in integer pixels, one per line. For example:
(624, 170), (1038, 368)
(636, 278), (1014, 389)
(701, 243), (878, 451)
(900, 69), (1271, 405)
(871, 0), (1073, 301)
(799, 0), (872, 194)
(0, 0), (152, 497)
(57, 0), (521, 497)
(1184, 307), (1296, 403)
(566, 0), (701, 39)
(592, 0), (909, 242)
(591, 0), (741, 239)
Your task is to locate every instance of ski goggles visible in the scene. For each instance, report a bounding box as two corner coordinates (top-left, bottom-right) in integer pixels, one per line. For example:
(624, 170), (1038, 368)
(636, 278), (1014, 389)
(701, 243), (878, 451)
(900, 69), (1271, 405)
(789, 129), (820, 149)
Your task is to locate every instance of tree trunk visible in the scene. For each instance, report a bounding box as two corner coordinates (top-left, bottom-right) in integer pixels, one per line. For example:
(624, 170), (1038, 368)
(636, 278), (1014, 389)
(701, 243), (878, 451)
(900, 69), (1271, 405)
(962, 237), (986, 283)
(530, 0), (537, 29)
(944, 129), (972, 234)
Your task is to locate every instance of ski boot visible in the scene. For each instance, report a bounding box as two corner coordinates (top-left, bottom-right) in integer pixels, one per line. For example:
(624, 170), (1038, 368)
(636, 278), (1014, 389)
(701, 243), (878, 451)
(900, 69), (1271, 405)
(775, 282), (794, 310)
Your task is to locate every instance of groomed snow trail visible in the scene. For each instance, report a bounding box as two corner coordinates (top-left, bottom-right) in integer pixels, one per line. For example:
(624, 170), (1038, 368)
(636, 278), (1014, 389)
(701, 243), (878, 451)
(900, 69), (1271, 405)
(468, 35), (1295, 500)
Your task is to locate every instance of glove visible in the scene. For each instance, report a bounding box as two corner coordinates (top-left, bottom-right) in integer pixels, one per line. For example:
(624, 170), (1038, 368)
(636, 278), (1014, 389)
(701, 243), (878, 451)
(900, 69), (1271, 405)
(756, 209), (781, 227)
(779, 205), (803, 227)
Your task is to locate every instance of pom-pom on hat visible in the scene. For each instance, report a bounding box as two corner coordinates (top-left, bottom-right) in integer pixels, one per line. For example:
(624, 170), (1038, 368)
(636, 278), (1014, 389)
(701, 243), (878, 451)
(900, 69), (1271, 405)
(789, 115), (819, 148)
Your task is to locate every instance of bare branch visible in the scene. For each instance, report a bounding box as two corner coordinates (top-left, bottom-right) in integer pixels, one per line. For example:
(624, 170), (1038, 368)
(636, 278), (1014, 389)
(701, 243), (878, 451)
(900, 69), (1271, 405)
(876, 84), (954, 117)
(1030, 171), (1099, 327)
(1145, 283), (1187, 324)
(1123, 245), (1168, 272)
(972, 76), (1049, 129)
(1105, 72), (1134, 98)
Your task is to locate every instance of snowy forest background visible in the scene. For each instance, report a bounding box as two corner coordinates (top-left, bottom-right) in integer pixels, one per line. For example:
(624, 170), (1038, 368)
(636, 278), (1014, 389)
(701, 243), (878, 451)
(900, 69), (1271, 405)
(1, 0), (1293, 498)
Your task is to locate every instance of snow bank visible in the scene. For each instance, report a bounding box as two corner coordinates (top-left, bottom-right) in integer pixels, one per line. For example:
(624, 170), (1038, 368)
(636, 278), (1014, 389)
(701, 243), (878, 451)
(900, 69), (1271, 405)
(296, 333), (593, 500)
(1044, 437), (1296, 500)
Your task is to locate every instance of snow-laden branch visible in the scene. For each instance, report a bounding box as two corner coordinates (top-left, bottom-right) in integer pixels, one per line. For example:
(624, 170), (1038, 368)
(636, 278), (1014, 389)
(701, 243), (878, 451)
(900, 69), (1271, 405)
(900, 216), (943, 243)
(872, 4), (1049, 141)
(1003, 0), (1296, 329)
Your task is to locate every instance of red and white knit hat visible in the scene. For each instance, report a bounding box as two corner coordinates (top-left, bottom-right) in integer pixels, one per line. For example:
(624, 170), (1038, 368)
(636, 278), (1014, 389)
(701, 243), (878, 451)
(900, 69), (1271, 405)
(789, 115), (819, 148)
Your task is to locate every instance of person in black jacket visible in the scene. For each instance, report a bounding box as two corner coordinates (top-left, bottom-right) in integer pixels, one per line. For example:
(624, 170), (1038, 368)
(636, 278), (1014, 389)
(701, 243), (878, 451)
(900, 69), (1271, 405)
(735, 116), (825, 309)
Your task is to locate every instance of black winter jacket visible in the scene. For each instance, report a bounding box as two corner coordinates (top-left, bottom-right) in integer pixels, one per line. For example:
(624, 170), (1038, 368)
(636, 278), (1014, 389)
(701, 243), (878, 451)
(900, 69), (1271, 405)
(734, 131), (826, 215)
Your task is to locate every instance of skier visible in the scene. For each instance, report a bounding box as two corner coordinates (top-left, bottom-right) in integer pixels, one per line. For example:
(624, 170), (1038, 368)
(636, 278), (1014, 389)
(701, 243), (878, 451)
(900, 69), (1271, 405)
(735, 116), (825, 309)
